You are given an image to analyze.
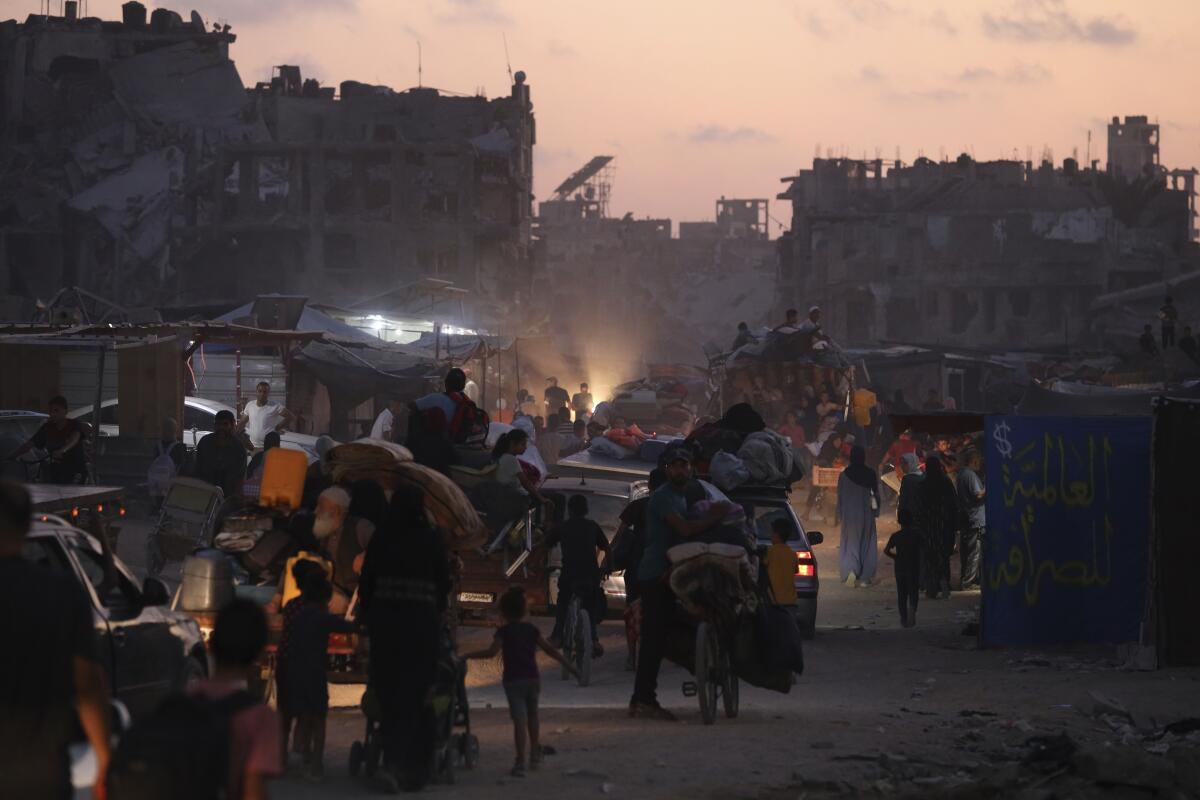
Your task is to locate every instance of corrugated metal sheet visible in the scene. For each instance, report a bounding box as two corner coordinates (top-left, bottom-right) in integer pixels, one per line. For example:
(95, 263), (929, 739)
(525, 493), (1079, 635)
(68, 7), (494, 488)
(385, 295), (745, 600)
(61, 349), (120, 411)
(189, 352), (287, 410)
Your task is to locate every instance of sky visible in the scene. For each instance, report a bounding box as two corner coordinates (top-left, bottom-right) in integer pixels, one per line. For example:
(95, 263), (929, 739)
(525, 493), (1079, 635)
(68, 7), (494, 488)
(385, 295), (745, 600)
(10, 0), (1200, 233)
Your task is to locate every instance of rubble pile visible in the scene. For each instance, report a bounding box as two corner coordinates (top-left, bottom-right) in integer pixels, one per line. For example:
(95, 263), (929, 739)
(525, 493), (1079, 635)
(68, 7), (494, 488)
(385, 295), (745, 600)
(0, 6), (266, 303)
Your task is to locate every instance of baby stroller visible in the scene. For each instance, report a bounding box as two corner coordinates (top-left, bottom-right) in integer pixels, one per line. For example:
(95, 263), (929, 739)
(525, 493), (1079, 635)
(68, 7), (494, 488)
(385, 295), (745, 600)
(348, 625), (479, 784)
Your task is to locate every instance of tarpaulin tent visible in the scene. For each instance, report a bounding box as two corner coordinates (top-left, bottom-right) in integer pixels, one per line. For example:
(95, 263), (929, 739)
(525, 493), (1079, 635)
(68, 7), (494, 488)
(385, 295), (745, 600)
(292, 340), (438, 408)
(1017, 382), (1200, 416)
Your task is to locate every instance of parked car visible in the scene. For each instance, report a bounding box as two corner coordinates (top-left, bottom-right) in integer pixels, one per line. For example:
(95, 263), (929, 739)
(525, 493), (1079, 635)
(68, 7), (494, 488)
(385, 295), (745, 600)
(70, 396), (324, 461)
(0, 409), (48, 480)
(732, 485), (823, 638)
(22, 515), (207, 719)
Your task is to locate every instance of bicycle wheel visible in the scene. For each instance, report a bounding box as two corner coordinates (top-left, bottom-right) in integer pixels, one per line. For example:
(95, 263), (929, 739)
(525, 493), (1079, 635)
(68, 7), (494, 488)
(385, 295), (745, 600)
(695, 623), (717, 725)
(561, 597), (578, 680)
(721, 648), (739, 719)
(576, 609), (592, 687)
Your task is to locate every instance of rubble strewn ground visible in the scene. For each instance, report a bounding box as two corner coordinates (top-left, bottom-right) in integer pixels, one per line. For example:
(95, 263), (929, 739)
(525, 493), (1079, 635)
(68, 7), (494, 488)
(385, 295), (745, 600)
(114, 512), (1200, 799)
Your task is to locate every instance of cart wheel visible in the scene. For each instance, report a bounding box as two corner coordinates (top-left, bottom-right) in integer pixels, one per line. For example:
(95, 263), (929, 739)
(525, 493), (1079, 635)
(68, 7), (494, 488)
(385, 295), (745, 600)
(364, 738), (381, 778)
(722, 653), (739, 719)
(461, 734), (480, 769)
(695, 623), (717, 725)
(349, 741), (364, 777)
(576, 609), (593, 687)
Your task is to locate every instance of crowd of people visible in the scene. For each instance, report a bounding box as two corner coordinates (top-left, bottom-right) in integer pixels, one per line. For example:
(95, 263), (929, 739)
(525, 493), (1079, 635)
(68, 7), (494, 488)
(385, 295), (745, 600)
(833, 429), (987, 628)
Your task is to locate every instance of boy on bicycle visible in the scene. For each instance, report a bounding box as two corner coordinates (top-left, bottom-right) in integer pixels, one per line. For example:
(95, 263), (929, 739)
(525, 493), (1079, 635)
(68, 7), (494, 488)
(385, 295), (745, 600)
(547, 494), (610, 656)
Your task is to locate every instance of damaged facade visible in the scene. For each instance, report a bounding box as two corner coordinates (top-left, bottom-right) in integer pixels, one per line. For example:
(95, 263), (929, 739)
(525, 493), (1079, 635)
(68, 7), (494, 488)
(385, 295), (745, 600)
(535, 157), (777, 362)
(0, 3), (535, 326)
(777, 116), (1199, 351)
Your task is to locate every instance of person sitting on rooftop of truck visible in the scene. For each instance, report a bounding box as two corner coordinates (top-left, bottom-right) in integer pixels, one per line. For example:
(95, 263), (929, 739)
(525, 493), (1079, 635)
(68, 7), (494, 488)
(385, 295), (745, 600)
(492, 429), (552, 509)
(571, 383), (594, 419)
(732, 322), (759, 351)
(773, 308), (800, 334)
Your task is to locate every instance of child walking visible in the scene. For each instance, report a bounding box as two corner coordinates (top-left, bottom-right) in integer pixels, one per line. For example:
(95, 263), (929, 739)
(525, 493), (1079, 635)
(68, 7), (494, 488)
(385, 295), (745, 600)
(884, 509), (922, 628)
(277, 564), (355, 781)
(463, 586), (577, 777)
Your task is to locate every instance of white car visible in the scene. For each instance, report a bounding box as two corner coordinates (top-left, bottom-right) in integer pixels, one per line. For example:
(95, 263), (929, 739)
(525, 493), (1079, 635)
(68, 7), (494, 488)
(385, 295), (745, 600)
(70, 396), (325, 461)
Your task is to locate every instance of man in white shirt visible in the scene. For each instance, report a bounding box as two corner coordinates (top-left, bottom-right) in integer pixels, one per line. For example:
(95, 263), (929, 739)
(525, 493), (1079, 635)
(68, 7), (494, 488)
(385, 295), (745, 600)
(370, 398), (406, 441)
(237, 382), (294, 448)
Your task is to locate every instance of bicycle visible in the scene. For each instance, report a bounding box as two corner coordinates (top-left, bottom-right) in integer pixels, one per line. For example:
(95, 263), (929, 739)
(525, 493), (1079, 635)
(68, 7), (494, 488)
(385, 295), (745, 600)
(559, 584), (593, 688)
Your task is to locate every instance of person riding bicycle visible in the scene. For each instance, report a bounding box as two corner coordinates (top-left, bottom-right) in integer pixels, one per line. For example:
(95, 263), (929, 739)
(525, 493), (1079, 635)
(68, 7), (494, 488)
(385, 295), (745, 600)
(546, 494), (611, 656)
(4, 396), (89, 485)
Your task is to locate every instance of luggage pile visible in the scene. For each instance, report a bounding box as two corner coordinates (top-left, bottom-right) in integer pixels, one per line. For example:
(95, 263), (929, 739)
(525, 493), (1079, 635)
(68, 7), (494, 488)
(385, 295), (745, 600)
(328, 439), (487, 550)
(683, 404), (804, 491)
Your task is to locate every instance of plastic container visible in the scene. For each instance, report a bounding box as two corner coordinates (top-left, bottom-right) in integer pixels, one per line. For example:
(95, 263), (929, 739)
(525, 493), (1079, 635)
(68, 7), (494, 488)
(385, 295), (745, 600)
(281, 551), (333, 607)
(259, 447), (308, 510)
(180, 549), (234, 612)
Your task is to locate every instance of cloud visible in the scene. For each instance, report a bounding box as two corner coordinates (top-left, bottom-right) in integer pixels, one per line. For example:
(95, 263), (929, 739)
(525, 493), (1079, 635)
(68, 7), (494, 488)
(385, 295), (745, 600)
(546, 40), (577, 58)
(195, 0), (357, 25)
(982, 0), (1136, 46)
(859, 66), (885, 82)
(925, 8), (958, 35)
(842, 0), (898, 24)
(802, 12), (831, 38)
(435, 0), (512, 26)
(956, 63), (1051, 84)
(687, 125), (775, 144)
(883, 88), (966, 104)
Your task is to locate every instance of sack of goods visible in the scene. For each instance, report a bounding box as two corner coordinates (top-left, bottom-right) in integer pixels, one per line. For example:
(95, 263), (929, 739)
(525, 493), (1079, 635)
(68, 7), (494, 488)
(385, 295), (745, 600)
(737, 430), (795, 485)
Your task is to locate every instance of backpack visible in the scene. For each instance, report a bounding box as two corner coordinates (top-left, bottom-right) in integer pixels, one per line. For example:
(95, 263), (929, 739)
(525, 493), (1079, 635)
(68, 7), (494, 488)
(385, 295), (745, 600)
(107, 690), (257, 800)
(147, 442), (179, 498)
(447, 392), (490, 446)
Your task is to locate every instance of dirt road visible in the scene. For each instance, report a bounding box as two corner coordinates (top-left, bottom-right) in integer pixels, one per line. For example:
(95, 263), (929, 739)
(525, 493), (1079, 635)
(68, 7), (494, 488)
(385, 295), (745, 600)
(112, 509), (1200, 798)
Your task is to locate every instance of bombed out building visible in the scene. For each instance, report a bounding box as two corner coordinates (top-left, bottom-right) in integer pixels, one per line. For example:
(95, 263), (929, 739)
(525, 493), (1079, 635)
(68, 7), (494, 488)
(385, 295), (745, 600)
(536, 156), (777, 361)
(777, 116), (1199, 351)
(0, 3), (535, 326)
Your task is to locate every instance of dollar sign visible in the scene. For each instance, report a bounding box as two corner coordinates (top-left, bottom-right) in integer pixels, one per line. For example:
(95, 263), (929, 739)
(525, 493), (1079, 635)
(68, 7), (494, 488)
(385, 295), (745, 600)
(992, 420), (1013, 460)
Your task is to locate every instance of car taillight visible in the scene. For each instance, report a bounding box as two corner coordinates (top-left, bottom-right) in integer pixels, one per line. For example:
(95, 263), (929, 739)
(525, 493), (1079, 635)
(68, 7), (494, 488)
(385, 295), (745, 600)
(796, 550), (815, 577)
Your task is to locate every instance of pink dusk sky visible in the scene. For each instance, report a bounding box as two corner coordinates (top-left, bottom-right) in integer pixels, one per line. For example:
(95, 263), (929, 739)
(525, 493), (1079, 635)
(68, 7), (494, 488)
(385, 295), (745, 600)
(10, 0), (1198, 231)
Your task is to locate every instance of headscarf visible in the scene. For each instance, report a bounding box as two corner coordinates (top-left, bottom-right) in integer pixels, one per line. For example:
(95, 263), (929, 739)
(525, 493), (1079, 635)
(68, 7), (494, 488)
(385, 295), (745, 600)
(386, 481), (429, 531)
(900, 452), (921, 474)
(348, 479), (389, 528)
(843, 445), (877, 490)
(315, 435), (336, 461)
(918, 455), (957, 508)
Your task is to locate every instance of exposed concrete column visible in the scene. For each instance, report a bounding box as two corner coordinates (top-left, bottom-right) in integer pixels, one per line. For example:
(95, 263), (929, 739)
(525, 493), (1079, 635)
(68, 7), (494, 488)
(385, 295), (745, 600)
(306, 146), (325, 272)
(237, 154), (256, 217)
(211, 151), (226, 228)
(287, 149), (304, 216)
(351, 152), (366, 211)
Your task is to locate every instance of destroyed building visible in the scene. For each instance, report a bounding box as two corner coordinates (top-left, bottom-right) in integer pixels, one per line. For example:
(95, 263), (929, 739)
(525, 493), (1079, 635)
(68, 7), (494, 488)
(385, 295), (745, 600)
(535, 157), (777, 362)
(0, 3), (535, 327)
(776, 116), (1199, 351)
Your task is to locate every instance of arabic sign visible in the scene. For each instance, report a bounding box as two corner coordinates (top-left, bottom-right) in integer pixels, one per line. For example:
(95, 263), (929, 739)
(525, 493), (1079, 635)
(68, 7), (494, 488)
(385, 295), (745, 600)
(982, 415), (1151, 646)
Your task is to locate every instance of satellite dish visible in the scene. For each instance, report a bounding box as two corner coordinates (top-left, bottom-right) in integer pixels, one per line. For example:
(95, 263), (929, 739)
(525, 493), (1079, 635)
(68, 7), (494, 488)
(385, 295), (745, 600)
(190, 10), (204, 31)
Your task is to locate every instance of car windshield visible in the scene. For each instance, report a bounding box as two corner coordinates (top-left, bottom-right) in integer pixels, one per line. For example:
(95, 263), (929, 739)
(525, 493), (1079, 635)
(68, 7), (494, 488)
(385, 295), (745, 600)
(0, 416), (46, 442)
